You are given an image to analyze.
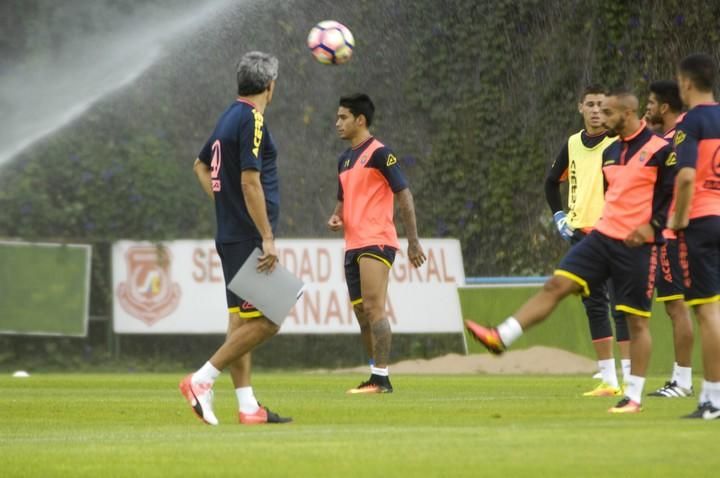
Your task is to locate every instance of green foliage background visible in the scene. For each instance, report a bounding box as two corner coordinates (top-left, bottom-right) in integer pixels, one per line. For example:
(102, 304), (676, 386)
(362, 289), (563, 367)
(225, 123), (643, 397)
(1, 0), (720, 365)
(3, 0), (720, 275)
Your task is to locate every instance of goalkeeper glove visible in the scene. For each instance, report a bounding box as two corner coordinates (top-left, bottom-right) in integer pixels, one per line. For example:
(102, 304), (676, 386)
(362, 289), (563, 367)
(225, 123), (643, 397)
(553, 211), (574, 242)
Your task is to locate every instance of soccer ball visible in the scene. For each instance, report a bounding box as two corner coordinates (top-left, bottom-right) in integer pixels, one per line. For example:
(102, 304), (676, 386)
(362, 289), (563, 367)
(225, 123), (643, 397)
(306, 20), (355, 65)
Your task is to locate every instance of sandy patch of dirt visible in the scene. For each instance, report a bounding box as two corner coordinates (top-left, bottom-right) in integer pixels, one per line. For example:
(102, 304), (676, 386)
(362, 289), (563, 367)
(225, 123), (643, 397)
(319, 346), (596, 375)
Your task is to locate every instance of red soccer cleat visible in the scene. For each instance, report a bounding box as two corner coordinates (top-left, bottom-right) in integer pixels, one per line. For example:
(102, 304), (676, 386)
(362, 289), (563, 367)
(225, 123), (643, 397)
(239, 405), (292, 424)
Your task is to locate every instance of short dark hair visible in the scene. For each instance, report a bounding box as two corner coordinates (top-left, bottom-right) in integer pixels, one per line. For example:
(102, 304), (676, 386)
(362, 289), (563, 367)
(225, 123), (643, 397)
(580, 84), (606, 102)
(606, 87), (638, 111)
(649, 80), (683, 112)
(236, 51), (279, 96)
(339, 93), (375, 126)
(678, 53), (717, 92)
(607, 86), (634, 98)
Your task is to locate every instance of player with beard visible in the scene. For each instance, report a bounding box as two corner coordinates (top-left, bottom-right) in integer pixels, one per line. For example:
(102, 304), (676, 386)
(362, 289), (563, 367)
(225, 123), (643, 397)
(545, 85), (630, 396)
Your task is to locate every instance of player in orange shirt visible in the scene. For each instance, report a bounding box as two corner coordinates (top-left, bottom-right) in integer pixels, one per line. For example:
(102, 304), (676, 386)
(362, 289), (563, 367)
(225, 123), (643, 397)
(328, 93), (426, 394)
(467, 89), (676, 413)
(643, 80), (694, 398)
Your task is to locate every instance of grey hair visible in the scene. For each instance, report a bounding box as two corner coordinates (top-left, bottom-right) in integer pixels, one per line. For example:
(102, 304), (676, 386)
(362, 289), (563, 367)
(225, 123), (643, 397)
(236, 51), (279, 96)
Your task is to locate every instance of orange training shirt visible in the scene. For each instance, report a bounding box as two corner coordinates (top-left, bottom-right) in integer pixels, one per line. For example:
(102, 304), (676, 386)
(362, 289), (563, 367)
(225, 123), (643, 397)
(595, 121), (676, 243)
(337, 137), (408, 250)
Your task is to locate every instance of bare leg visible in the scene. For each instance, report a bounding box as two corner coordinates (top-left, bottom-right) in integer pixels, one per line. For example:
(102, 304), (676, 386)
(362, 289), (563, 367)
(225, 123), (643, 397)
(353, 303), (373, 360)
(626, 315), (652, 377)
(225, 312), (252, 388)
(359, 257), (391, 368)
(665, 299), (694, 367)
(465, 275), (583, 357)
(618, 340), (630, 360)
(513, 275), (582, 330)
(592, 339), (613, 361)
(693, 302), (720, 382)
(209, 317), (279, 370)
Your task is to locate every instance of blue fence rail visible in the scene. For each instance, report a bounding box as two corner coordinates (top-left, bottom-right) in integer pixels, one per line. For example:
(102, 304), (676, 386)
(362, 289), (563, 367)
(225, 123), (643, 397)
(465, 276), (549, 285)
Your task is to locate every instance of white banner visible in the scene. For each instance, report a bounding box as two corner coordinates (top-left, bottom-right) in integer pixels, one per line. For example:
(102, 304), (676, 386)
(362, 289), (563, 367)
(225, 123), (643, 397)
(112, 239), (465, 334)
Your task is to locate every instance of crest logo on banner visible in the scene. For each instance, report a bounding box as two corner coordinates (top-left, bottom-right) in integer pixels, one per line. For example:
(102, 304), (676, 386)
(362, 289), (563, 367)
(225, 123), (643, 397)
(116, 246), (181, 325)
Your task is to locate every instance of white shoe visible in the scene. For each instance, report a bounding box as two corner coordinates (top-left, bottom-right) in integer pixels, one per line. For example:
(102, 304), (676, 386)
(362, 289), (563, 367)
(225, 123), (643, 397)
(179, 374), (219, 425)
(647, 380), (693, 398)
(592, 372), (602, 380)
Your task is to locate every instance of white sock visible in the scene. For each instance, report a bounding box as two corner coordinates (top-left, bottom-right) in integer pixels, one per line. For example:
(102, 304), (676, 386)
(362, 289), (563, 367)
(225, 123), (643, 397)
(673, 364), (693, 390)
(700, 380), (710, 403)
(371, 366), (389, 377)
(192, 361), (220, 384)
(624, 374), (646, 404)
(497, 317), (523, 348)
(598, 359), (619, 388)
(236, 386), (260, 414)
(620, 359), (631, 383)
(703, 380), (720, 409)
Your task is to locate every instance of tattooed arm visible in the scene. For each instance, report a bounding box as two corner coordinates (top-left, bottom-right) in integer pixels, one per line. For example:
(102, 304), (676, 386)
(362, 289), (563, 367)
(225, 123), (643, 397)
(395, 188), (426, 268)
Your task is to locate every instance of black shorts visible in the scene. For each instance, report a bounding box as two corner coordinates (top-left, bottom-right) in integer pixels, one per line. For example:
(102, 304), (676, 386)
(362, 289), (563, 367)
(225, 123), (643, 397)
(556, 230), (656, 318)
(655, 239), (685, 302)
(678, 216), (720, 306)
(215, 239), (263, 319)
(344, 245), (397, 304)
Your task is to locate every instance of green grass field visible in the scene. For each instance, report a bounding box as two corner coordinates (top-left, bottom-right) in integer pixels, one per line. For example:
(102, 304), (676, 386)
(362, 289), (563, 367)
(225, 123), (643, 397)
(0, 373), (717, 477)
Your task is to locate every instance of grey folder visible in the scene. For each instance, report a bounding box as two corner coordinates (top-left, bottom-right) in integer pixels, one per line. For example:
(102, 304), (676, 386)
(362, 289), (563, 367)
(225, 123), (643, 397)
(227, 248), (304, 325)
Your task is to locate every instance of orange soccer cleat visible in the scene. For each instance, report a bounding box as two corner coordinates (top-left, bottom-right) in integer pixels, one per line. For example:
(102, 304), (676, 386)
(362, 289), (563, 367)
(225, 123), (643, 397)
(346, 376), (393, 394)
(608, 397), (643, 414)
(464, 320), (505, 355)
